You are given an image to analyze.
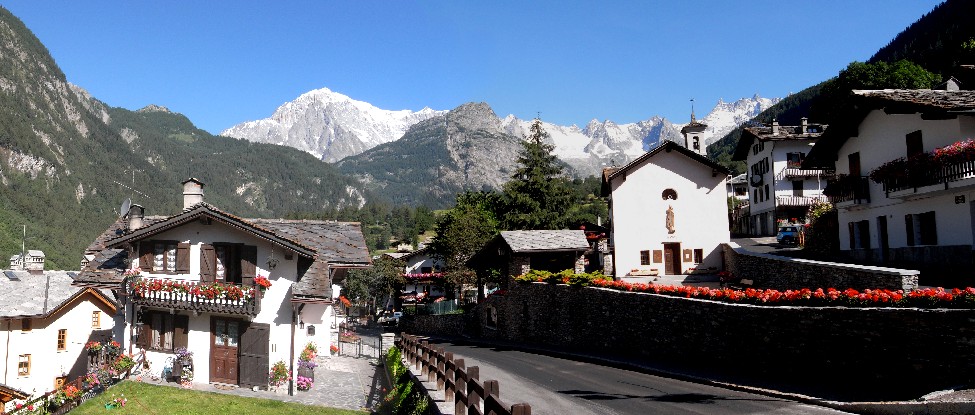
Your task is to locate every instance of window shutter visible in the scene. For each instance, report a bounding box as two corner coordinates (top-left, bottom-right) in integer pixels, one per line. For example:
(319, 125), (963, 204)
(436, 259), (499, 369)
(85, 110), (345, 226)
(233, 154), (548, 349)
(241, 245), (257, 286)
(200, 244), (215, 282)
(173, 315), (189, 350)
(139, 242), (153, 272)
(176, 243), (191, 274)
(848, 222), (856, 249)
(136, 311), (150, 349)
(905, 215), (915, 246)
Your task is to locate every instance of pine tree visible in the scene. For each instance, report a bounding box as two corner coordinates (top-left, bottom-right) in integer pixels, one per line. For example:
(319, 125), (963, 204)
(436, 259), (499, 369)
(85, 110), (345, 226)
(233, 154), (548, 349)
(500, 118), (572, 230)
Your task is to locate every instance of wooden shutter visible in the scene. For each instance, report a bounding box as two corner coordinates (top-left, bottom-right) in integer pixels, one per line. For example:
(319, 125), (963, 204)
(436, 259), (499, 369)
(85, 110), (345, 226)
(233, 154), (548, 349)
(848, 222), (856, 249)
(905, 215), (915, 246)
(176, 243), (191, 274)
(173, 315), (189, 349)
(136, 311), (150, 349)
(200, 244), (215, 282)
(241, 245), (257, 286)
(238, 322), (270, 389)
(139, 242), (153, 272)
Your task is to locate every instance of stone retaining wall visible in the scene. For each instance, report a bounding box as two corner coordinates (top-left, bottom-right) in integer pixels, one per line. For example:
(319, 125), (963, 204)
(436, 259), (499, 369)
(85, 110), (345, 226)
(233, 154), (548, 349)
(480, 282), (975, 400)
(399, 313), (466, 336)
(722, 243), (919, 290)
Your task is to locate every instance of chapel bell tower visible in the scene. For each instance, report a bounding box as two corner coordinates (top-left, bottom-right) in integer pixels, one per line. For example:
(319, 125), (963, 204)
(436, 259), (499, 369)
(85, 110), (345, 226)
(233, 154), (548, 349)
(680, 100), (708, 156)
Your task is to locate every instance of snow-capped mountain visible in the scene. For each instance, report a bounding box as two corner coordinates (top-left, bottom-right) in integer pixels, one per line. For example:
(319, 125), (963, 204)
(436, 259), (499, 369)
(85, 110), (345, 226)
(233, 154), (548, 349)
(221, 87), (446, 162)
(222, 87), (777, 175)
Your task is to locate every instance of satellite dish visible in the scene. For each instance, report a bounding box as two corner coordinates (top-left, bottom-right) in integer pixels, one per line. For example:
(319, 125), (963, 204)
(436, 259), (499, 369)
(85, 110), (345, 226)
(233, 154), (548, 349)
(119, 198), (132, 217)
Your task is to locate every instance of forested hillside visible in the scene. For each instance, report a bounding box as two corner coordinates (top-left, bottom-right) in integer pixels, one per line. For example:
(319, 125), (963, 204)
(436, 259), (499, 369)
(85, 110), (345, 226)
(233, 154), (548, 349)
(709, 0), (971, 174)
(0, 7), (369, 268)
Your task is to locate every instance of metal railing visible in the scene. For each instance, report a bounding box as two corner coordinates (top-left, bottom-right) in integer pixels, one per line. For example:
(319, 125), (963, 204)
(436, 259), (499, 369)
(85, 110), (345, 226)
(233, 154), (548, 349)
(882, 159), (975, 195)
(775, 195), (828, 207)
(827, 175), (870, 204)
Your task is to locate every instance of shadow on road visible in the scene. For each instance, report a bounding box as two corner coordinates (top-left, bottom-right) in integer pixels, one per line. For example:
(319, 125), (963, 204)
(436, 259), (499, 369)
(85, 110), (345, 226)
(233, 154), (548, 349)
(558, 389), (781, 404)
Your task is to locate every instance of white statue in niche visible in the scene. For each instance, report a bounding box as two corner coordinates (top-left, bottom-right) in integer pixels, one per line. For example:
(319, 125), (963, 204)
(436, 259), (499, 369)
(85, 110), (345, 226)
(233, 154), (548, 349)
(666, 205), (675, 234)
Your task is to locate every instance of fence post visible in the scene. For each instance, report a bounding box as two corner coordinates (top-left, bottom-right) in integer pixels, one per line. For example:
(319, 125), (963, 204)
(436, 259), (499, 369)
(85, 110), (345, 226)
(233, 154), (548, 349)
(484, 379), (499, 397)
(511, 403), (532, 415)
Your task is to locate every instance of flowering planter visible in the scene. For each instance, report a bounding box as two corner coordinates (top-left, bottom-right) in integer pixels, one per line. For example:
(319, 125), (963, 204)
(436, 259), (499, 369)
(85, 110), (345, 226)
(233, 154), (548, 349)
(297, 367), (314, 381)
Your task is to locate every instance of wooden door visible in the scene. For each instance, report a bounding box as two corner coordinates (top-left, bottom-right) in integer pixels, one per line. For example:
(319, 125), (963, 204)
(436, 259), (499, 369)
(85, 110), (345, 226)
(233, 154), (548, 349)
(663, 243), (681, 275)
(210, 317), (240, 385)
(238, 322), (270, 389)
(848, 152), (861, 177)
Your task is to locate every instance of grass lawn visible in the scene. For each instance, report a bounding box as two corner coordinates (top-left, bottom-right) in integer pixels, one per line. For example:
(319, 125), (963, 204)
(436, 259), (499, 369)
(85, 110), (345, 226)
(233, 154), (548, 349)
(71, 381), (366, 415)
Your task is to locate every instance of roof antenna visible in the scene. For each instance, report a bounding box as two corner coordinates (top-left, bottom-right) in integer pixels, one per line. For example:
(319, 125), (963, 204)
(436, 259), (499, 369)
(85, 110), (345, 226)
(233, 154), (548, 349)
(690, 98), (696, 123)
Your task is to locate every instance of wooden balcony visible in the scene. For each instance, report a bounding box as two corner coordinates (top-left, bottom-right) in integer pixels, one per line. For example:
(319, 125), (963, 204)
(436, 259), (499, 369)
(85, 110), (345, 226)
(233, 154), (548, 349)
(776, 163), (835, 181)
(128, 277), (262, 316)
(882, 159), (975, 198)
(826, 175), (870, 205)
(775, 195), (828, 207)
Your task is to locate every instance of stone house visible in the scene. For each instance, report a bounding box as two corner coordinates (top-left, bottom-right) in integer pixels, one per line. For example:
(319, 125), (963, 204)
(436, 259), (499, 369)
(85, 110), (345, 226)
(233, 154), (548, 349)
(0, 265), (116, 408)
(469, 230), (590, 278)
(74, 178), (370, 393)
(733, 118), (832, 236)
(805, 89), (975, 281)
(603, 140), (730, 277)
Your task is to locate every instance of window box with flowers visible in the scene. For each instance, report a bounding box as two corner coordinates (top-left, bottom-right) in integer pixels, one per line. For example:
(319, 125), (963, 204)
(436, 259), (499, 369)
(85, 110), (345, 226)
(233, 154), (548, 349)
(129, 276), (262, 316)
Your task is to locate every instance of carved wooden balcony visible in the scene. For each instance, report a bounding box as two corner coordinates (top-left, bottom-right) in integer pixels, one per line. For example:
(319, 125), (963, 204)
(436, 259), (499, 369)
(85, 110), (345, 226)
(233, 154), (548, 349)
(128, 277), (262, 316)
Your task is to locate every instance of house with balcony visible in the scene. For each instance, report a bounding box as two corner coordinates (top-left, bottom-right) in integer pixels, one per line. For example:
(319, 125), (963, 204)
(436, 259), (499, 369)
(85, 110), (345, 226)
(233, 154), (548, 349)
(74, 178), (370, 393)
(733, 118), (832, 236)
(806, 89), (975, 283)
(0, 261), (116, 407)
(601, 141), (730, 277)
(388, 247), (446, 302)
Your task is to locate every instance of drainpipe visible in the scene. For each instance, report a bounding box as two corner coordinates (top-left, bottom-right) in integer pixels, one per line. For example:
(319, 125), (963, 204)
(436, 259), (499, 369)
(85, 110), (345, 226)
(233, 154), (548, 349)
(289, 304), (296, 396)
(4, 319), (10, 384)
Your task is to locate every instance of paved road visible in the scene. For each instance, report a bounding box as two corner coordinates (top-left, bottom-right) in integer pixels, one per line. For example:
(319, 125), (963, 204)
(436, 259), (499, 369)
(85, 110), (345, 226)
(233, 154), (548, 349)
(731, 236), (802, 255)
(429, 340), (853, 415)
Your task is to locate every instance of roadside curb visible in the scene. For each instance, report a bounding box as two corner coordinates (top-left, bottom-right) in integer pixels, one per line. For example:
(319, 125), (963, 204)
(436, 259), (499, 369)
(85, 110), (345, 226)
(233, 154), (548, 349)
(417, 334), (970, 415)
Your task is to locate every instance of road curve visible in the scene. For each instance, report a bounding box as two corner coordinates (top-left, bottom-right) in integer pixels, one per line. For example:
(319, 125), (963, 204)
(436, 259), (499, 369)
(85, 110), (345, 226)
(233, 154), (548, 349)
(427, 339), (853, 415)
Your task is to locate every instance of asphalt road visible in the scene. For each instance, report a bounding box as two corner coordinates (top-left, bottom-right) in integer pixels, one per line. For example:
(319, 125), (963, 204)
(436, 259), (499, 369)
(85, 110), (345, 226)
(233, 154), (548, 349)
(429, 340), (853, 415)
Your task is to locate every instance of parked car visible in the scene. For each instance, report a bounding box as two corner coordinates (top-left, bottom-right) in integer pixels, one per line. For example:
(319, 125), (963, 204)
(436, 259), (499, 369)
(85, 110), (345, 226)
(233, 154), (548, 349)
(776, 225), (800, 245)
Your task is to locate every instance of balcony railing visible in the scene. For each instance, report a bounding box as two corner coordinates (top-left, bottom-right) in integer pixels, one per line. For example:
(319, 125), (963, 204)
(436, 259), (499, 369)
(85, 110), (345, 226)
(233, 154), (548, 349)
(128, 277), (262, 316)
(882, 159), (975, 195)
(825, 175), (870, 205)
(776, 166), (836, 181)
(775, 195), (828, 207)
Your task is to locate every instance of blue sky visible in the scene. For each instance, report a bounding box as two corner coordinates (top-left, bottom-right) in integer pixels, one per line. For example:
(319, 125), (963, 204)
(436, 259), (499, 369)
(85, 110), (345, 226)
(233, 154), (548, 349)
(1, 1), (944, 134)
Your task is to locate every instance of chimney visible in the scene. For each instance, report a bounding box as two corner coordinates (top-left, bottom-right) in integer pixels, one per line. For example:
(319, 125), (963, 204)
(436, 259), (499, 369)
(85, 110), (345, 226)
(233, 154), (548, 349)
(128, 204), (145, 231)
(182, 178), (205, 210)
(801, 117), (808, 134)
(771, 119), (779, 135)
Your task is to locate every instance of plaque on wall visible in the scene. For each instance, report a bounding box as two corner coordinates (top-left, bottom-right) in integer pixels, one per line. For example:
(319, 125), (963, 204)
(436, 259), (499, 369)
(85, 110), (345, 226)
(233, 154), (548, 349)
(682, 249), (693, 262)
(653, 250), (662, 263)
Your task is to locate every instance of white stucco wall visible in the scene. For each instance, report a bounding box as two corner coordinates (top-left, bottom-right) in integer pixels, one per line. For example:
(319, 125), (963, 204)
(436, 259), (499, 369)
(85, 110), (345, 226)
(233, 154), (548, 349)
(834, 111), (975, 251)
(120, 221), (333, 387)
(2, 292), (115, 398)
(404, 253), (442, 274)
(610, 150), (730, 276)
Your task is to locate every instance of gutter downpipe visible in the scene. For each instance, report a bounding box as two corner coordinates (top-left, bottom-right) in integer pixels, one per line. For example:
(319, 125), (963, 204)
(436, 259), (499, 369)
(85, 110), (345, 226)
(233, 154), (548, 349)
(4, 319), (10, 384)
(289, 303), (296, 396)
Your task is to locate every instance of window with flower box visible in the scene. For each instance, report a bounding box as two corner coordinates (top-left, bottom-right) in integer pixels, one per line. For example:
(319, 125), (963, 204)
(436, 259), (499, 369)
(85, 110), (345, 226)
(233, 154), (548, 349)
(139, 240), (190, 274)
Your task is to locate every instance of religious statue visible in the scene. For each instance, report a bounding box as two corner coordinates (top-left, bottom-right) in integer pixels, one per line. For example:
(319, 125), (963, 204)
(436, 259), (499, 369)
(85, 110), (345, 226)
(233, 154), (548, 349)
(666, 205), (675, 234)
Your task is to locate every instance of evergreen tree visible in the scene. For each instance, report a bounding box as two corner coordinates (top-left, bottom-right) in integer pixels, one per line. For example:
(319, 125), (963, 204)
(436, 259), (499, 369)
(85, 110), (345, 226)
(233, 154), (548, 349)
(428, 192), (499, 300)
(500, 118), (572, 230)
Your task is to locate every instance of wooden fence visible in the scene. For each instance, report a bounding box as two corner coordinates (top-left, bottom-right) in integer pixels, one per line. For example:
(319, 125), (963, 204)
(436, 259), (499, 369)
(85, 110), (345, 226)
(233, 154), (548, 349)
(398, 334), (531, 415)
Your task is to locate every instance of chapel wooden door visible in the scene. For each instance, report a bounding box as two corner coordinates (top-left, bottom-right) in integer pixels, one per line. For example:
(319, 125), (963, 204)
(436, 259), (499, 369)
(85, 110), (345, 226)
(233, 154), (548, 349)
(210, 317), (240, 385)
(663, 243), (681, 275)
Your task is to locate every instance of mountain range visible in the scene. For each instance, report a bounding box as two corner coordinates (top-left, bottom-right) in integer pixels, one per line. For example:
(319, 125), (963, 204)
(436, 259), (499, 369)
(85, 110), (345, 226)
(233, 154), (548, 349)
(222, 89), (778, 176)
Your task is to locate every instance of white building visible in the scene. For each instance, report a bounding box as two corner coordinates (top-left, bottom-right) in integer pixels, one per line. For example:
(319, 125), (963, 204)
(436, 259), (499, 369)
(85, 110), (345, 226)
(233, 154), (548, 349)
(603, 141), (731, 276)
(733, 118), (831, 236)
(0, 269), (116, 407)
(75, 179), (370, 393)
(806, 89), (975, 280)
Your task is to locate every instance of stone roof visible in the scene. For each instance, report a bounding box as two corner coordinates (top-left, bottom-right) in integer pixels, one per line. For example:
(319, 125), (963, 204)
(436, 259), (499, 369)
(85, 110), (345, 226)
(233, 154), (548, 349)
(732, 122), (826, 161)
(851, 89), (975, 110)
(77, 203), (370, 300)
(500, 230), (589, 253)
(0, 270), (115, 318)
